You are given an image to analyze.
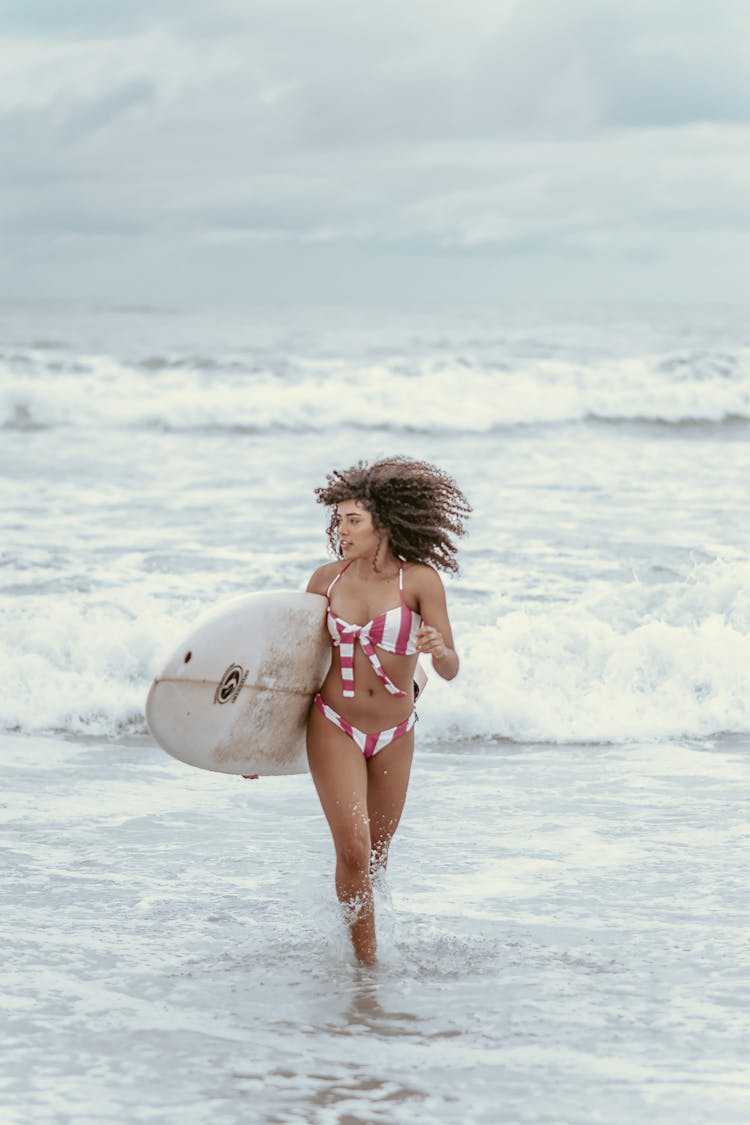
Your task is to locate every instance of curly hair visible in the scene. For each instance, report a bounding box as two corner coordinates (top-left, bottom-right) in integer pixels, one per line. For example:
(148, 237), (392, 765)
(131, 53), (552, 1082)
(315, 456), (471, 574)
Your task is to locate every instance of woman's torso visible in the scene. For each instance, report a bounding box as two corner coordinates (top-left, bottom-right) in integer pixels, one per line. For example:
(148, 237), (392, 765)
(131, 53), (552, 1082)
(317, 561), (421, 728)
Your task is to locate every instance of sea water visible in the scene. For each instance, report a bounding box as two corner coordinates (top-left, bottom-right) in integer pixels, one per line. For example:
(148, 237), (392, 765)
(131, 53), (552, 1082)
(1, 302), (749, 1123)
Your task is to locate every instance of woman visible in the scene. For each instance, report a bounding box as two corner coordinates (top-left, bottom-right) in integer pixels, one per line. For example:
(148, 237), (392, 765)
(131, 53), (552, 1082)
(306, 456), (470, 963)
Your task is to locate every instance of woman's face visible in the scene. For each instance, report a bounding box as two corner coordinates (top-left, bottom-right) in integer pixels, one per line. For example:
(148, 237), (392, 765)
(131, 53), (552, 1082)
(335, 500), (381, 561)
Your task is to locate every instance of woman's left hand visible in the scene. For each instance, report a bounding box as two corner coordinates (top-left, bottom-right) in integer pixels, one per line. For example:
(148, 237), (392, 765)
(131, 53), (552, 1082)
(416, 625), (448, 659)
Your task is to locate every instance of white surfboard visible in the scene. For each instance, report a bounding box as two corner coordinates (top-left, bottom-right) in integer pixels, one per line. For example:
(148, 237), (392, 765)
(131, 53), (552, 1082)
(145, 590), (428, 777)
(146, 591), (331, 776)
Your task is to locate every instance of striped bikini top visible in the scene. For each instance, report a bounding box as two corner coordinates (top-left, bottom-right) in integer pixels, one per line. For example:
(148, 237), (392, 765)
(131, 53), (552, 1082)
(326, 562), (421, 699)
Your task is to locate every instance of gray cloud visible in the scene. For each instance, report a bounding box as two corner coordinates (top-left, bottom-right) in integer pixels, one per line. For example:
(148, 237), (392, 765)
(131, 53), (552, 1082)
(1, 0), (749, 300)
(0, 0), (177, 37)
(64, 79), (157, 139)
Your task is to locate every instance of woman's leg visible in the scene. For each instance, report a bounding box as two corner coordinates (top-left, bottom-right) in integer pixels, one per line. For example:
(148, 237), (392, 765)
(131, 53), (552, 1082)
(366, 730), (414, 877)
(307, 703), (376, 963)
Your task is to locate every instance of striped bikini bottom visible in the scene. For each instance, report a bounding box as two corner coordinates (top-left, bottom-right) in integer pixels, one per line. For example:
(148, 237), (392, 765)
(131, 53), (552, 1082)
(313, 694), (417, 760)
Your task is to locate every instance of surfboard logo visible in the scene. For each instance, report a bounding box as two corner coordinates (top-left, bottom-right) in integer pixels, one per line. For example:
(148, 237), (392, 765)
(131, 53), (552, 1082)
(214, 663), (248, 705)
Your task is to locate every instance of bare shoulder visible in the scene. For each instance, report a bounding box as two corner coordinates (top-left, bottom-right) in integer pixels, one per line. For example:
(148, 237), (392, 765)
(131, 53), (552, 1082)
(403, 562), (446, 596)
(306, 560), (343, 595)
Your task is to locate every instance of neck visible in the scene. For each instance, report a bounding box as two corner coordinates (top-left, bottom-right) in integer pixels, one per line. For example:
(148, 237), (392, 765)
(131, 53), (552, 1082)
(350, 551), (400, 580)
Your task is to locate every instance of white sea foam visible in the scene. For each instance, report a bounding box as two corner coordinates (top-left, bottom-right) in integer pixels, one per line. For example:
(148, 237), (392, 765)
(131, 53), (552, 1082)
(0, 594), (171, 737)
(3, 303), (749, 1125)
(2, 302), (749, 746)
(439, 608), (750, 743)
(426, 559), (750, 744)
(2, 560), (748, 743)
(2, 348), (750, 432)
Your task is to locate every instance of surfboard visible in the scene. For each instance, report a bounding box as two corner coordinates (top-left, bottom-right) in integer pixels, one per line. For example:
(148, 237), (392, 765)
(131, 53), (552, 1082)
(146, 591), (331, 776)
(145, 590), (428, 777)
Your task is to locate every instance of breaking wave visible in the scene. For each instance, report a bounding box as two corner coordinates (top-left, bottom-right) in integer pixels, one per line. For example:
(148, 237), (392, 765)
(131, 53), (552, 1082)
(3, 349), (750, 434)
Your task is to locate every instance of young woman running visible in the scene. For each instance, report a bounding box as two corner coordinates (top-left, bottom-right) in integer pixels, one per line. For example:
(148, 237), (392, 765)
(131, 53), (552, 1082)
(306, 456), (470, 963)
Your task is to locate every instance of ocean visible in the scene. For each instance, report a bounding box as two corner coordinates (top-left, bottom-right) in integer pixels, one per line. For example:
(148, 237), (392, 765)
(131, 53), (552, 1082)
(2, 301), (749, 1123)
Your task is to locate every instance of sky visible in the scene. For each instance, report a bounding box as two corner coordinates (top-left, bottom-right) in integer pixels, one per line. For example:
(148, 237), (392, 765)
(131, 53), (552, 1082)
(2, 0), (749, 303)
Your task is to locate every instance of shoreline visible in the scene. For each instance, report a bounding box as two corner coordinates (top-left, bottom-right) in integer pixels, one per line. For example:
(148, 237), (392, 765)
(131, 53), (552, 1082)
(2, 731), (749, 1123)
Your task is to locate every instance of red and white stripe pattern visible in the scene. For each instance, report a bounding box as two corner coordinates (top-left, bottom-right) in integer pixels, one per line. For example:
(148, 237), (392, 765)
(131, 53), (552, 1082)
(314, 693), (417, 758)
(326, 565), (420, 699)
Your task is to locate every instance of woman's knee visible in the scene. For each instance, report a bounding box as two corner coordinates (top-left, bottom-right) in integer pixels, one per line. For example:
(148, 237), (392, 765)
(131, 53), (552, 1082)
(336, 830), (371, 874)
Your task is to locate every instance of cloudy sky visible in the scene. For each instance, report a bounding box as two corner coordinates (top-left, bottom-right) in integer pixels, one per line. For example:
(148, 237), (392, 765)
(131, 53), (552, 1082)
(2, 0), (748, 302)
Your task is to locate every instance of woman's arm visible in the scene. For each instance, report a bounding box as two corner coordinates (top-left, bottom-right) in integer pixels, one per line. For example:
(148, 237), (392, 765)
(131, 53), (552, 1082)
(306, 562), (338, 595)
(413, 566), (459, 681)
